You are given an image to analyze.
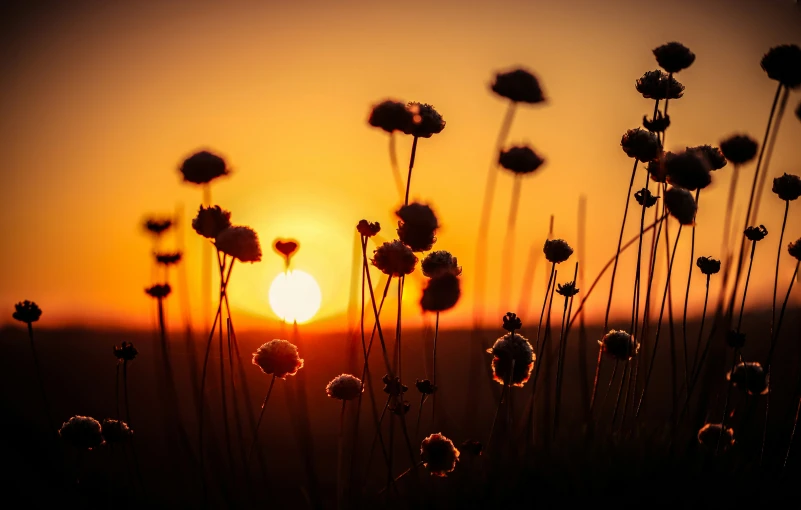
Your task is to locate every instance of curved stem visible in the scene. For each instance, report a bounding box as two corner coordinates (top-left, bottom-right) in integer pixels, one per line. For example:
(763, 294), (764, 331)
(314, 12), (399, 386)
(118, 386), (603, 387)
(750, 86), (789, 227)
(500, 177), (523, 317)
(403, 136), (418, 206)
(737, 241), (758, 334)
(536, 264), (556, 352)
(681, 190), (700, 393)
(554, 262), (579, 435)
(769, 201), (790, 353)
(247, 375), (276, 467)
(361, 243), (395, 379)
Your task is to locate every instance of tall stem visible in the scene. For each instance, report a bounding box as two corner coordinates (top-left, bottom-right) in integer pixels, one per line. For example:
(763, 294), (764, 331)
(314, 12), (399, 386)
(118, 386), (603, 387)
(115, 363), (121, 420)
(500, 176), (523, 317)
(26, 323), (54, 433)
(536, 264), (556, 352)
(403, 137), (418, 206)
(680, 190), (700, 394)
(769, 201), (789, 344)
(336, 401), (347, 510)
(388, 133), (404, 200)
(554, 262), (579, 435)
(247, 375), (276, 467)
(750, 86), (789, 227)
(432, 312), (440, 424)
(677, 274), (711, 423)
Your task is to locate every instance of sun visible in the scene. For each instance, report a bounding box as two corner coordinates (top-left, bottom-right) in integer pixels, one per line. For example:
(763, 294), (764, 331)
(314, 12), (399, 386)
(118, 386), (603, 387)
(268, 269), (322, 324)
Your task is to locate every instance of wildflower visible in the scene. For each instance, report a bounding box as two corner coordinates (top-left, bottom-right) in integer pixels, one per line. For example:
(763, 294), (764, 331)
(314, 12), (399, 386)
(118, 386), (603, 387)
(396, 202), (439, 252)
(761, 44), (801, 89)
(498, 146), (545, 175)
(487, 333), (535, 387)
(490, 68), (546, 104)
(772, 173), (801, 201)
(697, 423), (735, 451)
(664, 187), (697, 225)
(252, 339), (304, 379)
(789, 238), (801, 260)
(113, 342), (138, 361)
(688, 145), (727, 171)
(646, 153), (668, 183)
(598, 330), (639, 361)
(145, 284), (171, 299)
(372, 240), (417, 277)
(155, 252), (182, 265)
(621, 128), (662, 162)
(653, 42), (696, 73)
(460, 439), (483, 456)
(59, 415), (105, 450)
(696, 256), (721, 275)
(382, 374), (407, 396)
(634, 188), (659, 208)
(744, 225), (768, 242)
(273, 240), (299, 259)
(390, 400), (411, 415)
(368, 99), (413, 133)
(420, 433), (460, 477)
(643, 112), (671, 133)
(665, 150), (712, 190)
(357, 219), (381, 238)
(13, 300), (41, 324)
(192, 205), (232, 239)
(101, 419), (133, 443)
(543, 239), (573, 264)
(421, 251), (461, 278)
(635, 70), (685, 100)
(719, 134), (758, 165)
(144, 218), (172, 236)
(402, 103), (445, 138)
(556, 281), (579, 297)
(179, 150), (229, 185)
(416, 379), (437, 395)
(727, 362), (769, 395)
(726, 330), (746, 349)
(216, 226), (262, 263)
(325, 374), (363, 401)
(502, 312), (522, 333)
(420, 272), (461, 312)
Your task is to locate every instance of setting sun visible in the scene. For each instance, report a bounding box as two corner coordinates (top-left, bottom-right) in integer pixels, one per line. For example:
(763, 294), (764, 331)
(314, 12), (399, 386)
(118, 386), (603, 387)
(268, 270), (322, 324)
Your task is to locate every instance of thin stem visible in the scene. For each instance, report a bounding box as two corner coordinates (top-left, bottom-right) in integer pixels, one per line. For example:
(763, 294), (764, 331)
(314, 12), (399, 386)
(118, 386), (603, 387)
(336, 400), (347, 510)
(247, 375), (276, 467)
(611, 362), (630, 430)
(26, 323), (54, 433)
(716, 348), (740, 456)
(116, 363), (121, 420)
(404, 136), (418, 206)
(395, 276), (403, 382)
(681, 190), (700, 393)
(124, 360), (131, 425)
(487, 360), (514, 455)
(536, 264), (556, 352)
(527, 274), (557, 442)
(750, 86), (789, 227)
(737, 241), (758, 333)
(554, 262), (579, 435)
(388, 133), (404, 200)
(500, 176), (523, 317)
(766, 261), (799, 369)
(769, 201), (789, 348)
(432, 311), (440, 424)
(361, 242), (395, 378)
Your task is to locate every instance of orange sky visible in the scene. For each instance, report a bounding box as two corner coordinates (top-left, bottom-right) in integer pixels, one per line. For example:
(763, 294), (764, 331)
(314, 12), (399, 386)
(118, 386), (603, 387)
(1, 0), (800, 332)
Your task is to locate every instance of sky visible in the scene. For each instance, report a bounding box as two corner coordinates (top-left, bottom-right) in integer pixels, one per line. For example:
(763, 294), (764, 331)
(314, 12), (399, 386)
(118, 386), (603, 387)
(1, 0), (800, 332)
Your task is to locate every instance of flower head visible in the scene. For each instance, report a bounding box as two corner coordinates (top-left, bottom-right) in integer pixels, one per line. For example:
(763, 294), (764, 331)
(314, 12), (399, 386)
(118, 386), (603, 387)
(325, 374), (363, 401)
(664, 187), (697, 225)
(416, 379), (437, 395)
(13, 300), (42, 324)
(502, 312), (522, 333)
(744, 225), (768, 242)
(646, 153), (668, 183)
(772, 173), (801, 201)
(498, 146), (545, 175)
(402, 102), (445, 138)
(113, 342), (138, 361)
(421, 251), (461, 278)
(490, 68), (546, 104)
(643, 112), (671, 133)
(487, 333), (535, 387)
(372, 240), (417, 277)
(368, 99), (414, 133)
(634, 188), (659, 208)
(635, 70), (685, 100)
(273, 240), (299, 262)
(697, 423), (734, 451)
(216, 226), (262, 263)
(726, 330), (746, 349)
(144, 218), (173, 236)
(145, 284), (171, 299)
(420, 272), (461, 312)
(357, 219), (381, 238)
(179, 150), (229, 185)
(543, 239), (573, 264)
(598, 330), (639, 361)
(789, 238), (801, 261)
(653, 42), (696, 73)
(396, 202), (439, 252)
(252, 339), (304, 379)
(665, 150), (712, 190)
(59, 415), (104, 450)
(155, 252), (182, 266)
(696, 256), (721, 275)
(761, 44), (801, 89)
(621, 128), (662, 162)
(688, 145), (727, 171)
(382, 374), (408, 396)
(719, 134), (758, 165)
(727, 361), (769, 395)
(192, 205), (231, 239)
(420, 433), (460, 477)
(556, 281), (579, 297)
(101, 419), (133, 443)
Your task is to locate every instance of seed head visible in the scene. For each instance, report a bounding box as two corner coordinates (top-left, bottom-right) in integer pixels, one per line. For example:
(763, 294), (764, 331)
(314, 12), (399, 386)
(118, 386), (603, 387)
(487, 333), (535, 387)
(502, 312), (522, 333)
(556, 281), (579, 297)
(664, 187), (697, 225)
(144, 218), (173, 236)
(216, 226), (262, 263)
(396, 203), (439, 252)
(635, 70), (685, 100)
(402, 102), (445, 138)
(761, 44), (801, 89)
(59, 415), (105, 450)
(179, 150), (229, 185)
(416, 379), (437, 395)
(744, 225), (768, 242)
(13, 300), (42, 324)
(101, 419), (134, 443)
(598, 330), (638, 361)
(325, 374), (363, 401)
(635, 188), (659, 208)
(643, 112), (671, 133)
(420, 272), (461, 312)
(688, 145), (727, 171)
(357, 219), (381, 238)
(421, 250), (461, 278)
(719, 134), (758, 165)
(368, 99), (414, 133)
(772, 173), (801, 201)
(621, 128), (662, 162)
(543, 239), (573, 264)
(390, 400), (411, 415)
(382, 374), (408, 396)
(145, 284), (171, 299)
(665, 150), (712, 190)
(420, 433), (460, 477)
(498, 145), (545, 175)
(113, 341), (138, 361)
(653, 42), (696, 73)
(155, 252), (182, 266)
(372, 240), (417, 277)
(697, 423), (734, 452)
(646, 153), (669, 183)
(490, 68), (546, 104)
(789, 238), (801, 261)
(192, 205), (232, 239)
(696, 256), (721, 275)
(727, 362), (769, 396)
(252, 339), (304, 379)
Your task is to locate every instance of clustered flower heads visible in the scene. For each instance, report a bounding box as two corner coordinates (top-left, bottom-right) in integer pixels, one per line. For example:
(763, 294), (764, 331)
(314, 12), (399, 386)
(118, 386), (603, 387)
(760, 44), (801, 89)
(372, 240), (417, 277)
(772, 173), (801, 201)
(192, 205), (232, 239)
(397, 202), (439, 252)
(113, 341), (138, 361)
(144, 218), (173, 236)
(403, 102), (446, 138)
(643, 112), (671, 133)
(634, 188), (658, 208)
(653, 42), (696, 74)
(635, 70), (685, 100)
(420, 433), (460, 477)
(216, 226), (262, 262)
(556, 281), (579, 297)
(744, 225), (768, 242)
(599, 330), (639, 361)
(356, 219), (381, 238)
(59, 415), (105, 450)
(688, 145), (727, 171)
(145, 284), (171, 299)
(325, 374), (363, 401)
(543, 239), (573, 264)
(179, 150), (229, 185)
(719, 134), (758, 165)
(498, 145), (545, 175)
(420, 272), (461, 312)
(727, 362), (769, 396)
(789, 238), (801, 261)
(697, 423), (735, 451)
(664, 187), (697, 225)
(13, 300), (42, 324)
(696, 256), (721, 275)
(101, 419), (134, 443)
(665, 150), (712, 190)
(155, 252), (182, 265)
(620, 128), (662, 162)
(252, 339), (304, 379)
(421, 250), (461, 278)
(646, 154), (668, 183)
(487, 332), (535, 387)
(368, 99), (413, 133)
(490, 68), (546, 104)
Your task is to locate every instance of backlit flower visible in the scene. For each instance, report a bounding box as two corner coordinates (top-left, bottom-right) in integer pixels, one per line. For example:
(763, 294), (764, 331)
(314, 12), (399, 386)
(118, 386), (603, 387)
(498, 146), (545, 175)
(646, 153), (669, 183)
(621, 128), (661, 162)
(101, 419), (133, 443)
(543, 239), (573, 264)
(216, 226), (262, 263)
(744, 225), (768, 242)
(357, 219), (381, 238)
(772, 173), (801, 201)
(502, 312), (522, 333)
(556, 281), (579, 297)
(487, 333), (535, 387)
(421, 250), (461, 278)
(397, 203), (439, 252)
(113, 342), (138, 361)
(664, 187), (697, 225)
(598, 330), (638, 361)
(635, 188), (659, 208)
(665, 150), (712, 190)
(144, 218), (172, 236)
(416, 379), (437, 395)
(59, 415), (105, 450)
(490, 68), (546, 104)
(653, 42), (695, 73)
(789, 238), (801, 261)
(420, 272), (461, 312)
(13, 300), (41, 324)
(635, 70), (685, 100)
(643, 112), (671, 133)
(145, 284), (171, 299)
(727, 361), (769, 395)
(372, 240), (417, 277)
(252, 339), (304, 379)
(420, 433), (460, 477)
(368, 99), (413, 133)
(688, 145), (727, 171)
(697, 423), (734, 451)
(155, 252), (182, 265)
(696, 256), (721, 275)
(719, 134), (758, 165)
(382, 374), (408, 396)
(402, 103), (445, 138)
(179, 150), (229, 185)
(761, 44), (801, 89)
(325, 374), (363, 401)
(192, 205), (232, 239)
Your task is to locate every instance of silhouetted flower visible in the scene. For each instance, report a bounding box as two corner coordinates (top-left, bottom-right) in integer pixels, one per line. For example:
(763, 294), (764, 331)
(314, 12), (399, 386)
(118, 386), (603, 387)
(696, 256), (721, 275)
(179, 150), (229, 185)
(698, 423), (734, 451)
(719, 134), (758, 165)
(643, 112), (671, 133)
(635, 188), (659, 208)
(397, 203), (439, 252)
(273, 240), (298, 260)
(556, 281), (579, 297)
(490, 68), (546, 104)
(192, 205), (232, 239)
(216, 226), (262, 262)
(252, 339), (304, 379)
(761, 44), (801, 89)
(646, 153), (669, 183)
(487, 333), (535, 387)
(460, 439), (483, 456)
(372, 240), (417, 277)
(390, 400), (411, 415)
(13, 300), (41, 324)
(744, 225), (768, 241)
(59, 416), (104, 450)
(502, 312), (522, 333)
(325, 374), (363, 401)
(728, 362), (769, 395)
(416, 379), (437, 395)
(498, 146), (545, 175)
(155, 252), (182, 265)
(382, 374), (408, 396)
(113, 342), (138, 361)
(653, 42), (695, 73)
(726, 330), (746, 349)
(664, 187), (697, 225)
(420, 433), (460, 477)
(420, 272), (461, 312)
(598, 330), (638, 361)
(101, 419), (133, 443)
(789, 238), (801, 261)
(145, 284), (171, 299)
(357, 220), (381, 238)
(402, 103), (445, 138)
(688, 145), (727, 171)
(421, 251), (461, 278)
(144, 218), (173, 236)
(665, 150), (712, 190)
(543, 239), (573, 264)
(772, 173), (801, 201)
(621, 128), (662, 162)
(368, 99), (413, 133)
(635, 70), (685, 100)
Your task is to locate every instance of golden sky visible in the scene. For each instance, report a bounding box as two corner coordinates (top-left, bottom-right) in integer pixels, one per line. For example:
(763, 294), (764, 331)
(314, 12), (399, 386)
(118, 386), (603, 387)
(1, 0), (800, 331)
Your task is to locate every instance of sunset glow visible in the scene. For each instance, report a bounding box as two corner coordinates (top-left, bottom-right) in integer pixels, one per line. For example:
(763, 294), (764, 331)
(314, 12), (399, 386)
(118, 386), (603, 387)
(268, 270), (322, 324)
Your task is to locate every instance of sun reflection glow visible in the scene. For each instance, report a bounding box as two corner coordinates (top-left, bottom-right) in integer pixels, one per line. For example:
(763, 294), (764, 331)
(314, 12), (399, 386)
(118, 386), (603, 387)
(268, 270), (322, 324)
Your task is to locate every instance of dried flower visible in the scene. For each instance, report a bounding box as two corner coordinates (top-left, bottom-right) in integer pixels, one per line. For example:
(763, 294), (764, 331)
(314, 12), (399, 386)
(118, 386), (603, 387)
(789, 238), (801, 260)
(420, 433), (460, 477)
(460, 440), (483, 456)
(761, 44), (801, 89)
(421, 251), (461, 278)
(643, 112), (671, 133)
(726, 330), (746, 349)
(325, 374), (363, 401)
(372, 240), (417, 277)
(635, 188), (659, 208)
(420, 272), (461, 312)
(598, 330), (639, 361)
(697, 423), (734, 451)
(498, 146), (545, 175)
(368, 99), (413, 133)
(621, 128), (662, 162)
(179, 150), (229, 185)
(490, 68), (546, 104)
(727, 362), (769, 395)
(646, 153), (669, 183)
(744, 225), (768, 242)
(772, 173), (801, 201)
(635, 70), (685, 100)
(664, 187), (697, 225)
(252, 339), (304, 379)
(113, 342), (138, 361)
(396, 203), (439, 252)
(216, 226), (262, 263)
(155, 252), (182, 265)
(543, 239), (573, 264)
(13, 300), (42, 324)
(145, 284), (171, 299)
(487, 333), (535, 387)
(59, 415), (104, 450)
(101, 419), (133, 443)
(192, 205), (232, 239)
(688, 145), (727, 171)
(696, 256), (721, 275)
(416, 379), (437, 395)
(357, 219), (381, 238)
(665, 150), (712, 190)
(144, 218), (173, 236)
(502, 312), (522, 333)
(402, 103), (445, 138)
(556, 281), (579, 297)
(653, 42), (695, 73)
(719, 135), (758, 165)
(382, 374), (408, 396)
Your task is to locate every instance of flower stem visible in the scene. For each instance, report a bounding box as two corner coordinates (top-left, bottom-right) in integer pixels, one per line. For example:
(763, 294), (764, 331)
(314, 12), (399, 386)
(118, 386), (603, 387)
(767, 201), (790, 364)
(679, 274), (711, 422)
(680, 190), (700, 397)
(750, 86), (789, 227)
(26, 323), (54, 434)
(247, 374), (276, 467)
(116, 362), (121, 420)
(361, 241), (395, 378)
(536, 264), (556, 353)
(432, 311), (440, 424)
(404, 136), (418, 206)
(389, 133), (404, 200)
(499, 176), (523, 317)
(336, 400), (347, 510)
(554, 262), (578, 435)
(527, 273), (557, 442)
